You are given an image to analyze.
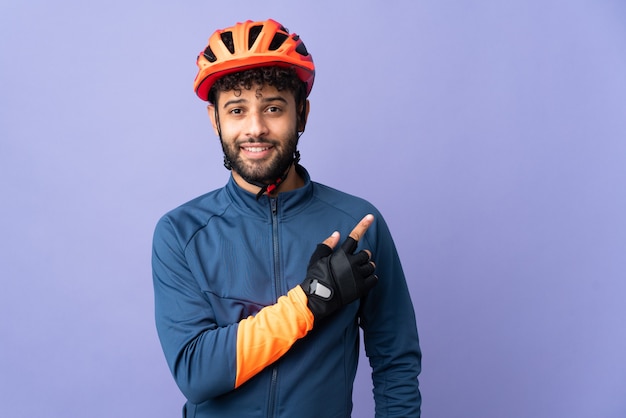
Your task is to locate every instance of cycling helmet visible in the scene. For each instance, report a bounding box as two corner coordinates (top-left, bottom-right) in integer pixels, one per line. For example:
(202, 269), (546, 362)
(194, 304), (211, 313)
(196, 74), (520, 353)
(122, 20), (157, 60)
(194, 19), (315, 102)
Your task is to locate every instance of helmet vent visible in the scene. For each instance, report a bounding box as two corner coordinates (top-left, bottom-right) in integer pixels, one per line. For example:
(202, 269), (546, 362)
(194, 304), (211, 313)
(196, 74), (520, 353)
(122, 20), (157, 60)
(220, 31), (235, 54)
(269, 32), (288, 51)
(248, 25), (263, 49)
(203, 46), (217, 62)
(295, 41), (309, 57)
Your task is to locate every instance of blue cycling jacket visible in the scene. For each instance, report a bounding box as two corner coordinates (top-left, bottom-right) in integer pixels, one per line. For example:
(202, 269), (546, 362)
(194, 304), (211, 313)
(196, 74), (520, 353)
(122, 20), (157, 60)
(152, 166), (421, 417)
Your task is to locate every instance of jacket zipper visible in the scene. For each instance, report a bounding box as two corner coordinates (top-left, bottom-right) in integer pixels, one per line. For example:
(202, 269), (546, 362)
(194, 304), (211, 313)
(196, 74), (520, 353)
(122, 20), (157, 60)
(270, 197), (281, 299)
(267, 197), (280, 417)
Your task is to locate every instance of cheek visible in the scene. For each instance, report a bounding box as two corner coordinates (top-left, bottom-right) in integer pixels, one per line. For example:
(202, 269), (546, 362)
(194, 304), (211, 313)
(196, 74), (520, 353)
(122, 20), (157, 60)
(269, 118), (298, 138)
(220, 136), (238, 153)
(216, 124), (240, 144)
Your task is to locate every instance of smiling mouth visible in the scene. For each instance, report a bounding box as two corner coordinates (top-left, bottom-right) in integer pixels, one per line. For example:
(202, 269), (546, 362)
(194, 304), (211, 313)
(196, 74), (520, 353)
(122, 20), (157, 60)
(242, 146), (271, 153)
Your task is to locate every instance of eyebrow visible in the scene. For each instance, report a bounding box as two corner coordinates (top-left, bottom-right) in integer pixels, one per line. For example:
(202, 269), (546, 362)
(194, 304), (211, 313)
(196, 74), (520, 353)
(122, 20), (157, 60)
(262, 96), (289, 104)
(221, 95), (289, 109)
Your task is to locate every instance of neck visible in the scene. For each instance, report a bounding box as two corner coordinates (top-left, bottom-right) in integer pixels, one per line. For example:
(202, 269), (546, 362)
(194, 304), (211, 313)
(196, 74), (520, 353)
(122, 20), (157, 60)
(232, 164), (304, 198)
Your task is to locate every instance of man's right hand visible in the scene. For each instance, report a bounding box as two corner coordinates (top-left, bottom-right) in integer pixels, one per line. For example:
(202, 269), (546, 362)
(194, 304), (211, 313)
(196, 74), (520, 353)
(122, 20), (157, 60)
(300, 214), (378, 322)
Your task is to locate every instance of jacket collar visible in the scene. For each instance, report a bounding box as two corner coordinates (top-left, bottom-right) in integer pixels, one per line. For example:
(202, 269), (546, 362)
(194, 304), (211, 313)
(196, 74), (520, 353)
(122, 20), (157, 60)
(224, 165), (314, 219)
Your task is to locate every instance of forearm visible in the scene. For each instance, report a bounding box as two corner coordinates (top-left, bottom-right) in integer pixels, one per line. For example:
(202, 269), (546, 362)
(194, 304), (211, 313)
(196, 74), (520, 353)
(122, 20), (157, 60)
(156, 284), (314, 403)
(369, 341), (422, 417)
(235, 286), (314, 387)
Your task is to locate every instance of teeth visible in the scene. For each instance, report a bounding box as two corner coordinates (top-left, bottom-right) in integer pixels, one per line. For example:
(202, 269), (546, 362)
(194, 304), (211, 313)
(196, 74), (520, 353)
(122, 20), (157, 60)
(244, 147), (269, 152)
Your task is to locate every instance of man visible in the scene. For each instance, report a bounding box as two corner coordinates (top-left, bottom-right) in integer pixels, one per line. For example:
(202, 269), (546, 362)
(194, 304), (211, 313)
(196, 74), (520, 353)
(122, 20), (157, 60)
(152, 19), (421, 417)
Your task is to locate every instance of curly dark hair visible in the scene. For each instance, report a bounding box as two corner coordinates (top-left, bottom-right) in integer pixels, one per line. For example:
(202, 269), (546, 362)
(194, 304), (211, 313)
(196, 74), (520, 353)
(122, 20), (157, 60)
(208, 66), (307, 108)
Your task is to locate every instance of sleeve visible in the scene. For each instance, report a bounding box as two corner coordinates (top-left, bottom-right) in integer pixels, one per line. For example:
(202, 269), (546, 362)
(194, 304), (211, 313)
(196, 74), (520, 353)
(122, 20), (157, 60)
(359, 213), (422, 417)
(152, 216), (314, 404)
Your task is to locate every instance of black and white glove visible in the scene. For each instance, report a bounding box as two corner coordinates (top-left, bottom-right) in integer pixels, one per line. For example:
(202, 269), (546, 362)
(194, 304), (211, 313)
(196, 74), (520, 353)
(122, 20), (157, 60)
(300, 236), (378, 321)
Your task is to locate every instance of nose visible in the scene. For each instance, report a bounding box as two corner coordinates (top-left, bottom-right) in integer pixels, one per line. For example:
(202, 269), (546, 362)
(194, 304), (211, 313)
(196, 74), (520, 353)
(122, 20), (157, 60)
(245, 110), (269, 139)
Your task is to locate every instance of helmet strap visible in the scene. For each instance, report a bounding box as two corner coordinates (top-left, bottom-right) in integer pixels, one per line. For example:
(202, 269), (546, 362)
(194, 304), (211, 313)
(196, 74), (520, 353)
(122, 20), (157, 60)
(253, 150), (300, 200)
(212, 108), (234, 170)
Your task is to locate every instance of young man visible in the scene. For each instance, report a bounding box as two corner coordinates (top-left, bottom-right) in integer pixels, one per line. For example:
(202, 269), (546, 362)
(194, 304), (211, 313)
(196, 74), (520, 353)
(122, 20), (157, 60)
(152, 19), (422, 417)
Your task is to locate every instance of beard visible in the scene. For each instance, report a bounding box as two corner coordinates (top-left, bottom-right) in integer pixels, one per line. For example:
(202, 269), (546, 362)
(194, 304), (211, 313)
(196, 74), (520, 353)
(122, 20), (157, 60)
(222, 133), (298, 186)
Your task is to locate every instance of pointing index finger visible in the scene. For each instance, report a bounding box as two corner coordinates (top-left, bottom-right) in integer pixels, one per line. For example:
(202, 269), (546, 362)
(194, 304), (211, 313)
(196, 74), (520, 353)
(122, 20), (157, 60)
(349, 214), (374, 242)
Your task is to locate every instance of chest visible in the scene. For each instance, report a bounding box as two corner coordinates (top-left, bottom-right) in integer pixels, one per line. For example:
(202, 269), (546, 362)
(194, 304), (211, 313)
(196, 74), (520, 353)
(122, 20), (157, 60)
(184, 217), (317, 324)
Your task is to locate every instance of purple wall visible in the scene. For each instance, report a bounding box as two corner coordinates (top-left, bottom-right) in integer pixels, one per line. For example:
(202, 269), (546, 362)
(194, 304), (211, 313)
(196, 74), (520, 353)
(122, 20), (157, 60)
(1, 1), (625, 417)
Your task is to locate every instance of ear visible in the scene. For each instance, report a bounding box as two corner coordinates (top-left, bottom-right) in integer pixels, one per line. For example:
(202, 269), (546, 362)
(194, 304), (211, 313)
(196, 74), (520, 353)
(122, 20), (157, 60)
(298, 99), (311, 132)
(207, 104), (220, 136)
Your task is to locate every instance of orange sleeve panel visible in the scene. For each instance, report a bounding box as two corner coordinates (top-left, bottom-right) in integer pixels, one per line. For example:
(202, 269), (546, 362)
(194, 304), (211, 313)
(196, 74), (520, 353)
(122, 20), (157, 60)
(235, 286), (314, 388)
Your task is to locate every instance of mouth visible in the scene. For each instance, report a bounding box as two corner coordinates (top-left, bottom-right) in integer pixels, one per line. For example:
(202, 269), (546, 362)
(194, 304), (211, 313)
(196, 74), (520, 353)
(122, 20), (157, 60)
(241, 145), (272, 153)
(239, 142), (275, 159)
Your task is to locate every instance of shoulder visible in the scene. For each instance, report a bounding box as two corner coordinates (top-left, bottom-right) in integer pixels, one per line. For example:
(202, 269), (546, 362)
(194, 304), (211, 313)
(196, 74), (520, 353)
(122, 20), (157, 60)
(153, 187), (230, 247)
(310, 181), (380, 216)
(309, 181), (399, 253)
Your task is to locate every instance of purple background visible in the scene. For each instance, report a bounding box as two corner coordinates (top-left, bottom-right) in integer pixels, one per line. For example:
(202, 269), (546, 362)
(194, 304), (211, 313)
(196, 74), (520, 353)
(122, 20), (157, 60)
(2, 1), (625, 417)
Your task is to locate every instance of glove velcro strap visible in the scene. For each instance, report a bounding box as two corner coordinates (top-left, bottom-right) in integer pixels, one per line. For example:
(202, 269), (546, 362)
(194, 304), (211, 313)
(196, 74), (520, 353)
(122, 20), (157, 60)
(329, 250), (358, 303)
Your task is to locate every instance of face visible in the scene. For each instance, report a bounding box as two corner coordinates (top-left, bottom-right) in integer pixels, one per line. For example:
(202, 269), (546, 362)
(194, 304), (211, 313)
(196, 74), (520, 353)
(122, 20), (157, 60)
(209, 84), (301, 186)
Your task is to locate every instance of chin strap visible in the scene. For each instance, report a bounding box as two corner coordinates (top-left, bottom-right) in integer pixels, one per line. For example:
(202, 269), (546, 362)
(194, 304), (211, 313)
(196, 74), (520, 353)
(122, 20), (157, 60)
(255, 172), (287, 200)
(254, 150), (301, 200)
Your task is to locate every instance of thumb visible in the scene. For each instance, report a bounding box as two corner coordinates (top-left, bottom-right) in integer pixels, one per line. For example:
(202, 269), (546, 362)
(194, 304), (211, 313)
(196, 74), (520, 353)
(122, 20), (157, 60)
(321, 231), (340, 250)
(307, 232), (340, 268)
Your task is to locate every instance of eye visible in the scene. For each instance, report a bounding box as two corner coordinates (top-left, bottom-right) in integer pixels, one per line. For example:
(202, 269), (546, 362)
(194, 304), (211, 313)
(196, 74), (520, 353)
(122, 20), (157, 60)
(266, 106), (281, 114)
(229, 108), (243, 115)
